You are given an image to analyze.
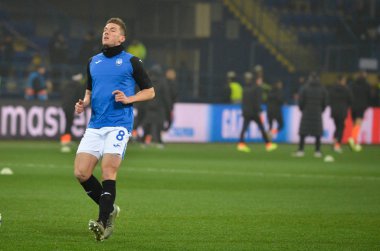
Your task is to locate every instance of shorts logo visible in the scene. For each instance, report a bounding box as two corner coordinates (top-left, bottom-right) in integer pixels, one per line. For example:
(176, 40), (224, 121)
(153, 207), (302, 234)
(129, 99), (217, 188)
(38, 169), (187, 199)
(116, 58), (123, 66)
(113, 143), (121, 148)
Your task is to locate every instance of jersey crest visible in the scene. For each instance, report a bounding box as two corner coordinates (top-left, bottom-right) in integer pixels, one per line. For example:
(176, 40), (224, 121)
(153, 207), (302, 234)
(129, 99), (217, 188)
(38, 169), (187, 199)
(116, 58), (123, 66)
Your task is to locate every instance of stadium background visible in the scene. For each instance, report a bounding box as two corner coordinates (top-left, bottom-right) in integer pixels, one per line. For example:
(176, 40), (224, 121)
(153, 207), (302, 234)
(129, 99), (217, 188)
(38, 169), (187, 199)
(1, 0), (380, 101)
(0, 0), (380, 143)
(1, 1), (380, 250)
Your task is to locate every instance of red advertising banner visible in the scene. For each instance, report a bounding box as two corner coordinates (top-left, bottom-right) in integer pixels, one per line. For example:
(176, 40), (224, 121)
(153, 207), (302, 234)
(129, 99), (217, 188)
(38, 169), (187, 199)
(342, 108), (380, 144)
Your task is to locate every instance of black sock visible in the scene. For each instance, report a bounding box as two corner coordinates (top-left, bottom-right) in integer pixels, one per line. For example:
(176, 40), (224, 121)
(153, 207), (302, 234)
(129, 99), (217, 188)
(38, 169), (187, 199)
(98, 180), (116, 225)
(316, 136), (321, 152)
(299, 135), (305, 151)
(80, 175), (103, 205)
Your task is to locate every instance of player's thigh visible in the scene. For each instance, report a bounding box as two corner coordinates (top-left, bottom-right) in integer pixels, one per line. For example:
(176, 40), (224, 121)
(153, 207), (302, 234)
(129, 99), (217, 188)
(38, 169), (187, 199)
(74, 152), (98, 181)
(101, 154), (122, 180)
(101, 127), (131, 180)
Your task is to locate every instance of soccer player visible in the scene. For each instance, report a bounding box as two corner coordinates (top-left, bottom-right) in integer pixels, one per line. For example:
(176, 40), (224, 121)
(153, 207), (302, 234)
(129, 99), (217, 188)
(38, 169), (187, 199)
(237, 75), (278, 153)
(294, 72), (328, 157)
(74, 17), (155, 241)
(329, 75), (352, 153)
(348, 71), (371, 151)
(266, 80), (285, 139)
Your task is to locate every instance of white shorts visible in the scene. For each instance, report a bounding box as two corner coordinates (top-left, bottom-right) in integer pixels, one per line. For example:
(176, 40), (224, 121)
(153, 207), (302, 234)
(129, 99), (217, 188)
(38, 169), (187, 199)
(77, 127), (131, 159)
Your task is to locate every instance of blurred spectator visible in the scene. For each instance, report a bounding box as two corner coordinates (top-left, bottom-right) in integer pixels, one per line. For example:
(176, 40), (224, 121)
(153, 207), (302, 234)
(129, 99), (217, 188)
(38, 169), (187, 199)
(164, 67), (178, 131)
(243, 71), (254, 86)
(49, 31), (69, 92)
(60, 72), (85, 153)
(292, 76), (306, 104)
(77, 31), (99, 66)
(226, 71), (242, 104)
(376, 74), (380, 106)
(253, 64), (263, 78)
(369, 75), (379, 106)
(132, 67), (152, 141)
(27, 52), (43, 71)
(267, 80), (285, 139)
(177, 61), (191, 100)
(237, 75), (278, 153)
(294, 72), (328, 158)
(253, 64), (271, 101)
(329, 75), (352, 153)
(127, 39), (147, 60)
(131, 90), (147, 141)
(348, 70), (371, 151)
(24, 65), (48, 101)
(0, 34), (15, 85)
(142, 64), (170, 148)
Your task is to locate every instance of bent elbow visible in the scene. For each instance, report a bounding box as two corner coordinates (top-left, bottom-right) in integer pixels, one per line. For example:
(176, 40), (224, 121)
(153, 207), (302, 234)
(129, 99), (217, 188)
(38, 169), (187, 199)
(150, 88), (156, 99)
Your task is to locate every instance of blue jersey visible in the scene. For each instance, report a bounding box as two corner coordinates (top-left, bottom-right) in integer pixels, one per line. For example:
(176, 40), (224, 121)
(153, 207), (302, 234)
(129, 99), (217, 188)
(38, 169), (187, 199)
(86, 46), (152, 131)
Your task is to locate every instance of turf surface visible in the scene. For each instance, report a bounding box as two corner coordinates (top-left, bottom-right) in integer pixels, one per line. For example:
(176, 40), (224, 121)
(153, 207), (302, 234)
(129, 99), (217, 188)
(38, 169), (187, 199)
(0, 141), (379, 250)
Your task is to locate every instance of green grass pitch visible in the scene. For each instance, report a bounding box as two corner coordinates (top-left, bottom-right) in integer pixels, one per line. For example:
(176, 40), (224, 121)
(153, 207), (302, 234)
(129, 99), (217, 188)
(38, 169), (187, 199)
(0, 141), (379, 250)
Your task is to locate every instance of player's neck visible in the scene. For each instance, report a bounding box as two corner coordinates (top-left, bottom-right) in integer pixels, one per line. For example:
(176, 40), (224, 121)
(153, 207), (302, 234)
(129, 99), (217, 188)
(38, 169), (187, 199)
(102, 44), (124, 58)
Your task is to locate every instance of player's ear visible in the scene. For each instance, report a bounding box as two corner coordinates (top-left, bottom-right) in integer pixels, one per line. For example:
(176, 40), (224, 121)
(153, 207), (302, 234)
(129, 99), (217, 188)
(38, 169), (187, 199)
(120, 35), (126, 43)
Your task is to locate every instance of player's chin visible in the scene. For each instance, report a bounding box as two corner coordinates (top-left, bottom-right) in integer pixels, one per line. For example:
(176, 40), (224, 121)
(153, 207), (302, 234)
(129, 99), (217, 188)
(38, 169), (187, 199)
(102, 40), (111, 47)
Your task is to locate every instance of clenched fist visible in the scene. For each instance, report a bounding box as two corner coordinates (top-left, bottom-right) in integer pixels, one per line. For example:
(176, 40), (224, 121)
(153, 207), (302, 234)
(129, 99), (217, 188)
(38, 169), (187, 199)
(75, 99), (85, 114)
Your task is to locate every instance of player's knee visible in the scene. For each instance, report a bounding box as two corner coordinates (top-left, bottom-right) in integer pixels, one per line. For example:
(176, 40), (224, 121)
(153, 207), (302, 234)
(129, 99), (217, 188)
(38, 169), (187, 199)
(101, 167), (118, 180)
(74, 168), (91, 182)
(102, 170), (117, 180)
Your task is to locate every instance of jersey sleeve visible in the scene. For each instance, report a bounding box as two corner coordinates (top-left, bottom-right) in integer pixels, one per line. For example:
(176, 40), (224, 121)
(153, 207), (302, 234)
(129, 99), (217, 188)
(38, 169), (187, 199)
(86, 58), (93, 91)
(130, 56), (152, 90)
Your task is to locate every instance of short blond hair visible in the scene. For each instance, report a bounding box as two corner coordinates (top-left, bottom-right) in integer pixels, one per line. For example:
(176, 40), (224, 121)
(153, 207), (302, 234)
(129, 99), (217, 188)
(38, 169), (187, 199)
(106, 17), (127, 36)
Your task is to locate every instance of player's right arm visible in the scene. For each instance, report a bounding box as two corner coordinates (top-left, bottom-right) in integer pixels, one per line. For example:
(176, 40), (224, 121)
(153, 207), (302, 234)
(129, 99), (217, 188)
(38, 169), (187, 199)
(75, 58), (93, 114)
(75, 90), (91, 114)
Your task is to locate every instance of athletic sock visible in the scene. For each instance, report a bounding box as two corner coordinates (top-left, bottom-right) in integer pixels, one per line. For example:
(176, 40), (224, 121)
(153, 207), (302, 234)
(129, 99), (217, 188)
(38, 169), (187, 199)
(315, 136), (321, 152)
(80, 175), (103, 205)
(299, 135), (305, 151)
(98, 180), (116, 226)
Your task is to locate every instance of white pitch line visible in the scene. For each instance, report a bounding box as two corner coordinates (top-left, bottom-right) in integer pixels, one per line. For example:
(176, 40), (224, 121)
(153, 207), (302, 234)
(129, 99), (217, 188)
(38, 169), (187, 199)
(127, 167), (380, 181)
(1, 162), (380, 182)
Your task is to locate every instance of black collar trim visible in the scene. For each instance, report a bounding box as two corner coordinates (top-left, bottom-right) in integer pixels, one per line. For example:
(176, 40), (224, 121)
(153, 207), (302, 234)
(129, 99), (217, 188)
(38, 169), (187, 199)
(102, 44), (124, 58)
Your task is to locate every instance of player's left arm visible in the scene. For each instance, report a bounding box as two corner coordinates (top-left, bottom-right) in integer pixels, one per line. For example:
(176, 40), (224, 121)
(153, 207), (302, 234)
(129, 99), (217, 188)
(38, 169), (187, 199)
(113, 88), (154, 104)
(113, 56), (155, 104)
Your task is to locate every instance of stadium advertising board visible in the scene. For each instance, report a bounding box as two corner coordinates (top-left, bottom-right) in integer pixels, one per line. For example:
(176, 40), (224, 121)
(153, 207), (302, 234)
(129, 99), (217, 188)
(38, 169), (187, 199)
(341, 108), (380, 144)
(162, 103), (210, 142)
(0, 100), (89, 139)
(0, 100), (379, 144)
(209, 104), (380, 144)
(209, 104), (291, 142)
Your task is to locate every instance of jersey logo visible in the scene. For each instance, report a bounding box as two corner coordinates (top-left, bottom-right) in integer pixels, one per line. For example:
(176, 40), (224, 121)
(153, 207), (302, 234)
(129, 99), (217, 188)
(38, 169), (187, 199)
(116, 58), (123, 66)
(95, 60), (102, 64)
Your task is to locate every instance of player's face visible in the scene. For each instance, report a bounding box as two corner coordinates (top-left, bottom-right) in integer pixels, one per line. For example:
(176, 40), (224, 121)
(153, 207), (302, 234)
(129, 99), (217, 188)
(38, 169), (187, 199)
(102, 23), (125, 47)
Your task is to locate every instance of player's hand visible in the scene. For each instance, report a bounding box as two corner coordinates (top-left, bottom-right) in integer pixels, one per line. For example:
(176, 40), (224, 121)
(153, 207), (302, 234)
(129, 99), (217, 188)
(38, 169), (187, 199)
(75, 99), (85, 114)
(112, 90), (132, 104)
